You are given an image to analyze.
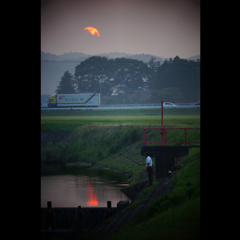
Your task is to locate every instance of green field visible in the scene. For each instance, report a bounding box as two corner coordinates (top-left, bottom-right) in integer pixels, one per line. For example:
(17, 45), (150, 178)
(41, 107), (200, 117)
(41, 108), (200, 133)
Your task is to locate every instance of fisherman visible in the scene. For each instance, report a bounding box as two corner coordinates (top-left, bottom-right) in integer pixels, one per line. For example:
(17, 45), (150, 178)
(139, 152), (153, 186)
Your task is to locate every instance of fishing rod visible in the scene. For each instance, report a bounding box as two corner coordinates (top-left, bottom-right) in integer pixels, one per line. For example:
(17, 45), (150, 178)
(118, 152), (140, 165)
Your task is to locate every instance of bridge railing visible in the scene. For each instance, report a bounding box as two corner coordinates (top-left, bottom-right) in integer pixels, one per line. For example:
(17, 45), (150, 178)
(143, 127), (200, 147)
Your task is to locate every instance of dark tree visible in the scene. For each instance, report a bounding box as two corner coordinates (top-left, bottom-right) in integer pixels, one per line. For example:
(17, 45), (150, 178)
(151, 56), (200, 102)
(74, 56), (114, 95)
(74, 56), (154, 96)
(55, 71), (75, 94)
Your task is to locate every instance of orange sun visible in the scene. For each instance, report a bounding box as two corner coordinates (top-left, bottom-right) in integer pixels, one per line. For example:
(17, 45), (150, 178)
(84, 27), (100, 37)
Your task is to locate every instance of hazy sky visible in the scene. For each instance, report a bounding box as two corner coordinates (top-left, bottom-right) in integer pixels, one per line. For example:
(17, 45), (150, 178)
(41, 0), (200, 59)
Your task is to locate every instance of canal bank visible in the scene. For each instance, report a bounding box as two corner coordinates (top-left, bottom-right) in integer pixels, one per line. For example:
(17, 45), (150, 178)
(41, 117), (200, 239)
(40, 174), (172, 240)
(89, 174), (174, 239)
(41, 160), (131, 178)
(88, 148), (200, 240)
(41, 148), (200, 240)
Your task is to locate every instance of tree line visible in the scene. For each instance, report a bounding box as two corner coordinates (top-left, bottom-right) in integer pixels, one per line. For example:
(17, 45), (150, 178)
(55, 55), (200, 103)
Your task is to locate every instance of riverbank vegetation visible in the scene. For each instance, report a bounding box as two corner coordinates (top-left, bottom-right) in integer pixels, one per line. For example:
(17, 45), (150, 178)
(41, 108), (200, 182)
(41, 108), (200, 239)
(42, 124), (143, 174)
(106, 147), (200, 240)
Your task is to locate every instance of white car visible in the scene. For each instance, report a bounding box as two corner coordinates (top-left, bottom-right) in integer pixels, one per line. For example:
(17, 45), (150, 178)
(163, 102), (177, 108)
(194, 101), (200, 108)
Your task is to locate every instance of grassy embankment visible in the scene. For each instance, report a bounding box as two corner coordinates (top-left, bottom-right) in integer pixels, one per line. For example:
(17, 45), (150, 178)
(41, 108), (200, 181)
(41, 108), (200, 239)
(106, 147), (200, 240)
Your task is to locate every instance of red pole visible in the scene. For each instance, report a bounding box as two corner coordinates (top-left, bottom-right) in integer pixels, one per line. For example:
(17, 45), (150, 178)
(160, 100), (167, 145)
(184, 128), (187, 146)
(143, 128), (146, 146)
(161, 100), (163, 128)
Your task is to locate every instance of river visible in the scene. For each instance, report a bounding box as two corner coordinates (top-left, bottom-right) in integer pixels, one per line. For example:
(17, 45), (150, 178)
(41, 164), (131, 208)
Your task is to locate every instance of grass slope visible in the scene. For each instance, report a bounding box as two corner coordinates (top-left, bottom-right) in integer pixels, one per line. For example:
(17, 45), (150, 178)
(106, 148), (200, 240)
(41, 108), (200, 239)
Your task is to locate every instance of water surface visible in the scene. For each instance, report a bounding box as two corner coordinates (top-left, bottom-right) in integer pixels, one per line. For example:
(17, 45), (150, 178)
(41, 165), (130, 207)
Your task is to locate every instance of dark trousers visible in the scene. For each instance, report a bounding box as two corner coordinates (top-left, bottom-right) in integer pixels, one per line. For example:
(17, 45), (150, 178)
(147, 167), (153, 186)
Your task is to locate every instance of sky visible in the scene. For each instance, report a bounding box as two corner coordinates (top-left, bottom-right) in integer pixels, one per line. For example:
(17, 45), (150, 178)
(41, 0), (200, 59)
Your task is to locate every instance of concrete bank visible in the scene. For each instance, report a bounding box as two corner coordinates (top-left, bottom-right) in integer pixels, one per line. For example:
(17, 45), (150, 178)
(90, 175), (174, 239)
(41, 207), (118, 231)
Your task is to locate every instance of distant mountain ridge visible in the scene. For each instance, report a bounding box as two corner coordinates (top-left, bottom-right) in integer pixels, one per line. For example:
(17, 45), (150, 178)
(41, 52), (91, 62)
(42, 51), (200, 63)
(41, 51), (167, 62)
(41, 51), (200, 63)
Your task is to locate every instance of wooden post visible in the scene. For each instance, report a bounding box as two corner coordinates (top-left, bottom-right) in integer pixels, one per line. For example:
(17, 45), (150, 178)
(47, 201), (52, 209)
(45, 201), (54, 230)
(106, 201), (112, 219)
(77, 206), (83, 230)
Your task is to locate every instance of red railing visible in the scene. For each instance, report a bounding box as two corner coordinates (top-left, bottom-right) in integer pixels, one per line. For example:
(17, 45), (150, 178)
(142, 127), (200, 147)
(142, 100), (200, 148)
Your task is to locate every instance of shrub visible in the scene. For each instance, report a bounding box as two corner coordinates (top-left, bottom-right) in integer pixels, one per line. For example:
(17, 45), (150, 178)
(41, 125), (143, 164)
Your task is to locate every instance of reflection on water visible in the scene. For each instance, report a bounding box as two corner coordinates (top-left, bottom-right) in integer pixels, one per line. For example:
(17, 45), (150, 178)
(86, 182), (98, 207)
(41, 166), (130, 207)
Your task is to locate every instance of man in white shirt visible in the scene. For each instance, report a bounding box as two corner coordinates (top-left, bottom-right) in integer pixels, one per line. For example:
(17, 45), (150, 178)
(139, 152), (153, 186)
